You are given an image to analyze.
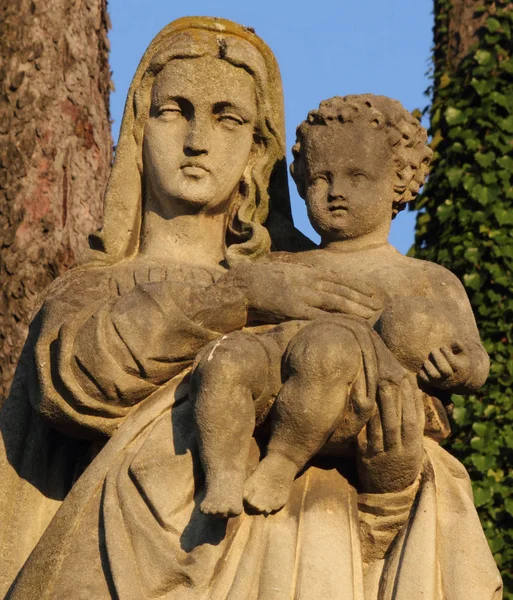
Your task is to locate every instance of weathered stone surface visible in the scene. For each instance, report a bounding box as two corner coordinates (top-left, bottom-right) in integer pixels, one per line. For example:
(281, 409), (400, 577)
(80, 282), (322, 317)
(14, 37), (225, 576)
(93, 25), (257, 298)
(0, 16), (502, 600)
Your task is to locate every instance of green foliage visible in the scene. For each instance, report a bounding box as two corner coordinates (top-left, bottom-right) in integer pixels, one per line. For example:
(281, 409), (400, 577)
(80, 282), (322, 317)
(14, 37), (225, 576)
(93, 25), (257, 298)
(412, 1), (513, 594)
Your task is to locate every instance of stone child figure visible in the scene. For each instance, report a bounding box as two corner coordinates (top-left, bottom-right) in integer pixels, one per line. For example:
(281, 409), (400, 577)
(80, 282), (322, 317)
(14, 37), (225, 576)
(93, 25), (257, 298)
(191, 94), (490, 518)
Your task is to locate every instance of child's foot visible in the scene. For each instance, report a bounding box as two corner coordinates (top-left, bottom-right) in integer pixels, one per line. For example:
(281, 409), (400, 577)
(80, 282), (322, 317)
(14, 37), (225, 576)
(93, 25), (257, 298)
(200, 472), (244, 518)
(243, 452), (298, 515)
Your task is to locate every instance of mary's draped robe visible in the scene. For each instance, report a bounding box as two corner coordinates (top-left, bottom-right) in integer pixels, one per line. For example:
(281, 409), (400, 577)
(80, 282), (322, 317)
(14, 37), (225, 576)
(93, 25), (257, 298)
(0, 14), (503, 600)
(0, 261), (502, 600)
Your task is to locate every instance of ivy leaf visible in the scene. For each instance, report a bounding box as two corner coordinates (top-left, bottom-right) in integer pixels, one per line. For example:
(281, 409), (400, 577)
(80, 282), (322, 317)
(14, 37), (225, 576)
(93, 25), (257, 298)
(490, 91), (510, 109)
(501, 58), (513, 74)
(471, 453), (495, 471)
(497, 156), (513, 171)
(473, 485), (493, 507)
(472, 78), (495, 95)
(446, 167), (464, 187)
(471, 184), (498, 205)
(445, 106), (466, 125)
(475, 49), (493, 65)
(482, 172), (498, 185)
(486, 17), (501, 33)
(475, 152), (496, 168)
(464, 247), (480, 262)
(440, 73), (451, 89)
(464, 272), (483, 291)
(436, 201), (453, 223)
(495, 209), (513, 226)
(500, 115), (513, 133)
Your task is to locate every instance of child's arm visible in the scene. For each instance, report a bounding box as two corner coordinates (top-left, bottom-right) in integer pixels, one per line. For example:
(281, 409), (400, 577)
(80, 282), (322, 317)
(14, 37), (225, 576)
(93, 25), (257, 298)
(418, 341), (489, 394)
(418, 262), (490, 393)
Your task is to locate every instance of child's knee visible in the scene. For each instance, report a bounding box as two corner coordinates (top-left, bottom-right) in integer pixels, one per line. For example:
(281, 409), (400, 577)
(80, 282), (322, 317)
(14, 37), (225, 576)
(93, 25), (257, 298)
(284, 321), (361, 380)
(191, 333), (269, 393)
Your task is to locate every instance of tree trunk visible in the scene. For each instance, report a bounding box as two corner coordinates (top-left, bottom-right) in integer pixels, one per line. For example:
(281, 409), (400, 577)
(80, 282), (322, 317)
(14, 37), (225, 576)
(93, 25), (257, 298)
(435, 0), (487, 72)
(0, 0), (112, 400)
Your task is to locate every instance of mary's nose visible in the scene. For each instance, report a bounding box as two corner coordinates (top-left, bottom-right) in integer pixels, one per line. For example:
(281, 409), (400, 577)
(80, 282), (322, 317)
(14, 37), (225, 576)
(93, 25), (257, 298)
(184, 115), (210, 156)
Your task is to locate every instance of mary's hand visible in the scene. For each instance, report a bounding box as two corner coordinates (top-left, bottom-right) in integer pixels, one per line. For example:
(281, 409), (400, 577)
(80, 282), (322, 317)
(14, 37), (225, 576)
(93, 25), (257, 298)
(356, 376), (425, 493)
(229, 260), (383, 322)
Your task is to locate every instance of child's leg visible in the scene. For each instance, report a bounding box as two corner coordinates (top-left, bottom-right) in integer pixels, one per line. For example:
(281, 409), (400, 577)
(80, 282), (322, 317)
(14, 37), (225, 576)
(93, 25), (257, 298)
(190, 331), (279, 518)
(244, 321), (362, 514)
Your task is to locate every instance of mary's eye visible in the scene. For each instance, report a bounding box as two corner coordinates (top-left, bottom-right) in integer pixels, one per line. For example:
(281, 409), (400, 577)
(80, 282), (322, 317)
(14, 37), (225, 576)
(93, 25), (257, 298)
(157, 105), (183, 120)
(218, 113), (245, 128)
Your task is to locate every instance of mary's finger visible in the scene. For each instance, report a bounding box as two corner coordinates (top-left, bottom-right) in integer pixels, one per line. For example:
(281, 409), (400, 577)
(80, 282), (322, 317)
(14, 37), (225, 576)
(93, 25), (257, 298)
(415, 387), (426, 431)
(401, 379), (419, 438)
(351, 368), (375, 420)
(429, 348), (453, 377)
(303, 306), (342, 321)
(317, 281), (382, 311)
(366, 408), (384, 454)
(379, 381), (401, 450)
(315, 270), (377, 297)
(310, 292), (377, 319)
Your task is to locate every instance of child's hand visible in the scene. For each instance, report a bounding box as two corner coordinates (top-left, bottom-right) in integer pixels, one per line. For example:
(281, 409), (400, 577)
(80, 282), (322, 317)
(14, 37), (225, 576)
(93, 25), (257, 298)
(418, 343), (471, 391)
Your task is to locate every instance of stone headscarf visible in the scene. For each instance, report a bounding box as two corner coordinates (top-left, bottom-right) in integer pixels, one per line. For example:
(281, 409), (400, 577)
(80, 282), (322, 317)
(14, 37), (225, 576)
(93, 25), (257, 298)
(82, 16), (294, 267)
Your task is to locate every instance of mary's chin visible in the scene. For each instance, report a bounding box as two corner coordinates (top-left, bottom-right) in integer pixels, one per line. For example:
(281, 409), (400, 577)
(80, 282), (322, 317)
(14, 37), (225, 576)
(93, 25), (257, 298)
(169, 184), (234, 215)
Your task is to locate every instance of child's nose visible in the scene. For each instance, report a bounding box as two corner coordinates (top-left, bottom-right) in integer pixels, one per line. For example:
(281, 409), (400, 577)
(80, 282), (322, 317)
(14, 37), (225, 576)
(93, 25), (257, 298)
(328, 179), (348, 201)
(328, 192), (345, 202)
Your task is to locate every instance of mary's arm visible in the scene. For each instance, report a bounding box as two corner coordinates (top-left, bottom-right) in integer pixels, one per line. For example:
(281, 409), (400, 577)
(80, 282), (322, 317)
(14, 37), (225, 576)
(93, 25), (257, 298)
(31, 265), (249, 440)
(32, 257), (378, 440)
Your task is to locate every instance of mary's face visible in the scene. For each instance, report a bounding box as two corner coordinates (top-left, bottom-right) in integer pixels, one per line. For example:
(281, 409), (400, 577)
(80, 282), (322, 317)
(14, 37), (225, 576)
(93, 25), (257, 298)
(143, 55), (258, 215)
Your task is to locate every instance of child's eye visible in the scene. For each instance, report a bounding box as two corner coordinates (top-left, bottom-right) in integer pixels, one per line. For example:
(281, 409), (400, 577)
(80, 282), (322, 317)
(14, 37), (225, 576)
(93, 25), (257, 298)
(311, 174), (329, 184)
(350, 172), (368, 182)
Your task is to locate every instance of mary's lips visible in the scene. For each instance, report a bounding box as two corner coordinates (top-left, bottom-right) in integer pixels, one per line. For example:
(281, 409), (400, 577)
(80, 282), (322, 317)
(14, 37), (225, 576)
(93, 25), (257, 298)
(328, 204), (348, 212)
(181, 162), (210, 174)
(181, 165), (208, 176)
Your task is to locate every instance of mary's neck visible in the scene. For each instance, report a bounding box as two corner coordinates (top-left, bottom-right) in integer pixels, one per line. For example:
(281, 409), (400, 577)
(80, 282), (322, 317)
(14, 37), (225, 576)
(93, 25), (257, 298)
(139, 208), (227, 269)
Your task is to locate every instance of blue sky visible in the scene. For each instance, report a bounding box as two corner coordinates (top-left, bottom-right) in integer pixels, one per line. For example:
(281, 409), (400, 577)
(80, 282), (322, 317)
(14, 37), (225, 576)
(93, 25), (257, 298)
(108, 0), (434, 254)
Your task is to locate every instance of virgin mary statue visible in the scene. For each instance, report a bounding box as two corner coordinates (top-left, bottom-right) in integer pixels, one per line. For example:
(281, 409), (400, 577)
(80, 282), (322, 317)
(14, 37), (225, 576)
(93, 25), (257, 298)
(0, 16), (502, 600)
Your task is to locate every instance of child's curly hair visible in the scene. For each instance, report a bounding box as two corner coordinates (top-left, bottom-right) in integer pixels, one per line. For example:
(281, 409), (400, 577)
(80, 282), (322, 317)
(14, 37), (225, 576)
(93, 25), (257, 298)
(290, 94), (433, 216)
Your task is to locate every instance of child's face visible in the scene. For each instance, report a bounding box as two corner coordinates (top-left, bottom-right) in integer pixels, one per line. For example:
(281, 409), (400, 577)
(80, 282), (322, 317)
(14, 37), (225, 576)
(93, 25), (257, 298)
(303, 121), (396, 243)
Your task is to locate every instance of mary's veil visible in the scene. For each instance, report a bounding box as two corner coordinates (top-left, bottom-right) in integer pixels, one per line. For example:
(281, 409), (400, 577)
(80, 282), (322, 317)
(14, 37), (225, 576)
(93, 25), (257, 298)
(81, 16), (311, 268)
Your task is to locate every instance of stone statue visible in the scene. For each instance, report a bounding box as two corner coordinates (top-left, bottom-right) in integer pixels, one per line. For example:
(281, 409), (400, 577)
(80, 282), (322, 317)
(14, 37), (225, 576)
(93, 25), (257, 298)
(0, 16), (503, 600)
(192, 94), (491, 519)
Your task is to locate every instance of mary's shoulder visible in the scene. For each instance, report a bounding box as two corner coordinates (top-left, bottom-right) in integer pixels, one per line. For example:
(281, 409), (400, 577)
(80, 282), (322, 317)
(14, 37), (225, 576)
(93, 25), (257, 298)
(37, 264), (113, 307)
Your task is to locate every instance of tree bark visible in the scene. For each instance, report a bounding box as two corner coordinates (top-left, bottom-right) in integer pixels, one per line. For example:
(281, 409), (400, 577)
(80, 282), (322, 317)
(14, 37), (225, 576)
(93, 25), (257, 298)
(432, 0), (499, 85)
(0, 0), (112, 400)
